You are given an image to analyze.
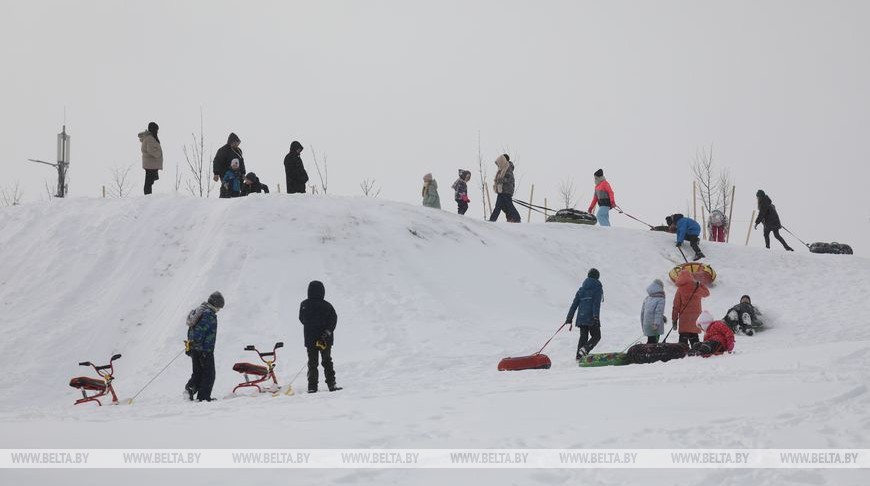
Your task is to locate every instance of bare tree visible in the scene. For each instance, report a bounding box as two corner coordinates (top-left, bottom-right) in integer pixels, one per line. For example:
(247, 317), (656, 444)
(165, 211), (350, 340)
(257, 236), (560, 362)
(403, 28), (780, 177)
(174, 160), (182, 192)
(0, 181), (23, 207)
(558, 178), (579, 209)
(360, 178), (381, 197)
(183, 109), (214, 198)
(691, 144), (733, 215)
(477, 132), (489, 218)
(310, 146), (329, 194)
(107, 164), (134, 198)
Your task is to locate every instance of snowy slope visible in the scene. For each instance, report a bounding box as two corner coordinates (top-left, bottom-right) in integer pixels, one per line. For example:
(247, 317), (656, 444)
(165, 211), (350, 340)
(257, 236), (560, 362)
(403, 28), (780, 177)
(1, 194), (869, 486)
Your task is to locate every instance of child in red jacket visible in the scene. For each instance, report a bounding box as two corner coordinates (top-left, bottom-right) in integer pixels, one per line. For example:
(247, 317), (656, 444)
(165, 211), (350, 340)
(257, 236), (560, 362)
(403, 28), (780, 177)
(690, 311), (735, 357)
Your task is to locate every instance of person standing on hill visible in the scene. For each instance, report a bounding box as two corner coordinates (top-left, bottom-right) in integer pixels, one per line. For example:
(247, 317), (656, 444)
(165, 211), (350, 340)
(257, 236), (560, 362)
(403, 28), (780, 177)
(213, 133), (245, 198)
(489, 154), (521, 222)
(185, 291), (224, 402)
(754, 190), (794, 251)
(299, 281), (341, 393)
(452, 170), (472, 215)
(673, 213), (706, 260)
(138, 122), (162, 195)
(284, 141), (309, 194)
(588, 169), (618, 226)
(565, 268), (604, 360)
(671, 270), (710, 348)
(422, 173), (441, 209)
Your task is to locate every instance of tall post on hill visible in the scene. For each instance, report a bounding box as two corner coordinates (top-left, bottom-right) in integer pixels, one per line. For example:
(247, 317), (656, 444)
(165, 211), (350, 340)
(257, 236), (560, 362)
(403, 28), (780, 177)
(28, 125), (71, 198)
(527, 184), (535, 222)
(726, 185), (736, 242)
(745, 210), (756, 246)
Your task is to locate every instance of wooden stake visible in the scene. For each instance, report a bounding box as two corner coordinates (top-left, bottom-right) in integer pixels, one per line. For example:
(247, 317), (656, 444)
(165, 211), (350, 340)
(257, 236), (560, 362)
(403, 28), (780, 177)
(544, 198), (549, 222)
(277, 183), (282, 193)
(745, 210), (756, 246)
(102, 185), (106, 198)
(527, 184), (535, 223)
(485, 181), (493, 217)
(693, 181), (697, 221)
(701, 206), (707, 240)
(726, 185), (736, 242)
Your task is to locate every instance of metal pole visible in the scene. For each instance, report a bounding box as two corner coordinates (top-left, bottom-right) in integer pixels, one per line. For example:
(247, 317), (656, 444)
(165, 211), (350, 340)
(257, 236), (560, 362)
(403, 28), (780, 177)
(745, 210), (756, 246)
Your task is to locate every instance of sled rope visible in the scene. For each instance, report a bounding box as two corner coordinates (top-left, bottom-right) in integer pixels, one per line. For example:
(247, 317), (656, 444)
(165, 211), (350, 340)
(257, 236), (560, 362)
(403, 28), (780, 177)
(513, 199), (549, 216)
(616, 208), (654, 229)
(536, 322), (570, 354)
(781, 226), (811, 248)
(127, 349), (185, 405)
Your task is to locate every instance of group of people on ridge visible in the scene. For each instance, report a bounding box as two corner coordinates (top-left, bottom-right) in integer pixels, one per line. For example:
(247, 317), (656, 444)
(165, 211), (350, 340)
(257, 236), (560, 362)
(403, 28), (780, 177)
(183, 282), (341, 403)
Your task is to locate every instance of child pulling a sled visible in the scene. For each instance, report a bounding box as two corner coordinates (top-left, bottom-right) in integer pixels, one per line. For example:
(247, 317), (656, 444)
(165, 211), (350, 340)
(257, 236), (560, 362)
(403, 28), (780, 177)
(566, 268), (604, 360)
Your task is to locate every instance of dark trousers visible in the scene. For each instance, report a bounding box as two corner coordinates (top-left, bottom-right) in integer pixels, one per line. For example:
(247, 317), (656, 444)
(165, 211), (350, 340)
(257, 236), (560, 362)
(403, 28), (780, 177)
(489, 193), (521, 222)
(678, 332), (700, 348)
(457, 200), (469, 215)
(144, 169), (159, 195)
(685, 235), (703, 255)
(576, 325), (601, 356)
(764, 227), (792, 250)
(307, 346), (336, 390)
(646, 336), (660, 344)
(187, 350), (215, 401)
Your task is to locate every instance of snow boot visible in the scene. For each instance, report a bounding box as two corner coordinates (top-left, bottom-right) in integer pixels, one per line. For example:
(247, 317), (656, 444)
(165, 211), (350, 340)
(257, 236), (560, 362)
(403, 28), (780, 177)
(328, 385), (343, 392)
(693, 252), (705, 261)
(185, 384), (196, 401)
(576, 347), (589, 361)
(308, 387), (318, 394)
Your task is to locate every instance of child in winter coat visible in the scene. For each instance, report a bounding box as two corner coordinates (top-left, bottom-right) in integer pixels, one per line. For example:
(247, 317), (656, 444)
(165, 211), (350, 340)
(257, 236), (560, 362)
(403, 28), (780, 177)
(299, 281), (341, 393)
(690, 311), (735, 357)
(241, 172), (270, 196)
(452, 170), (471, 215)
(565, 268), (604, 359)
(708, 209), (728, 243)
(422, 173), (441, 209)
(223, 158), (243, 198)
(184, 291), (224, 402)
(671, 270), (710, 348)
(640, 279), (667, 344)
(672, 213), (705, 260)
(588, 169), (617, 226)
(724, 294), (763, 336)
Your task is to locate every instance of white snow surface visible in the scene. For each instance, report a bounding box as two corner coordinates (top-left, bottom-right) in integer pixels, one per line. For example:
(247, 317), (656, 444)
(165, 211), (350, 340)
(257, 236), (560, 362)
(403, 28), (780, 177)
(1, 194), (869, 485)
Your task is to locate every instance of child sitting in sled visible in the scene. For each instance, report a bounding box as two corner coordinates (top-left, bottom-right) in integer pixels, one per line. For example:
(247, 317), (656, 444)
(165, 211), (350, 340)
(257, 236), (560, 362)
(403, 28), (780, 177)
(689, 311), (735, 357)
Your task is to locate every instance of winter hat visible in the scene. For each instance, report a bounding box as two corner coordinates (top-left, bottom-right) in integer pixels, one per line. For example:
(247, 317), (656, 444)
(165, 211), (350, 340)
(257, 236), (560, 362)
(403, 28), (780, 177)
(231, 158), (240, 169)
(587, 268), (600, 280)
(740, 295), (752, 304)
(147, 122), (159, 133)
(665, 215), (674, 226)
(503, 154), (510, 162)
(672, 213), (683, 223)
(594, 169), (604, 177)
(756, 189), (766, 198)
(697, 310), (714, 330)
(207, 291), (225, 309)
(227, 132), (241, 145)
(423, 173), (433, 182)
(290, 140), (303, 152)
(245, 172), (258, 183)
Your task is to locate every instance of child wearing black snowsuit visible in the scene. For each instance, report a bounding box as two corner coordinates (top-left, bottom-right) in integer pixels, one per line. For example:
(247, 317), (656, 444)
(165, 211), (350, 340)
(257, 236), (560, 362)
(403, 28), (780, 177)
(723, 294), (762, 336)
(452, 170), (471, 215)
(299, 281), (341, 393)
(185, 291), (224, 402)
(565, 268), (604, 359)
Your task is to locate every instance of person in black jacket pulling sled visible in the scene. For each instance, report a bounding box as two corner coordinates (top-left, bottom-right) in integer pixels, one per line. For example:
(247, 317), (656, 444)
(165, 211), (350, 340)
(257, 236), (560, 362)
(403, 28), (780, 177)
(299, 280), (341, 393)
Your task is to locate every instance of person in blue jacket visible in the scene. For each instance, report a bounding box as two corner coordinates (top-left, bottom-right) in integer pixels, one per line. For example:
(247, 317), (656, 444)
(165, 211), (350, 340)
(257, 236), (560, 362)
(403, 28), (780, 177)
(565, 268), (604, 359)
(672, 213), (705, 261)
(185, 291), (224, 402)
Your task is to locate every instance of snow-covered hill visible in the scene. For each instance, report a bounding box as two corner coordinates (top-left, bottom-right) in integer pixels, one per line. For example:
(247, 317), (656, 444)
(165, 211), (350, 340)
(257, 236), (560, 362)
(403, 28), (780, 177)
(1, 195), (869, 485)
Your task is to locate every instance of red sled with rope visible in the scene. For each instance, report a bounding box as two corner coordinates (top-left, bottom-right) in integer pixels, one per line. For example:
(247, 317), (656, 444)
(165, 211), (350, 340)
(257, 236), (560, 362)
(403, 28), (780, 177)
(498, 323), (569, 371)
(69, 354), (122, 406)
(232, 342), (290, 394)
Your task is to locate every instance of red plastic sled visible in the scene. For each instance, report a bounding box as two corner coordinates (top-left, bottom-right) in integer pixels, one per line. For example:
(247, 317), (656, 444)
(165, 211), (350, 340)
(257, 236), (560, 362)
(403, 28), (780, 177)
(498, 353), (552, 371)
(498, 323), (568, 371)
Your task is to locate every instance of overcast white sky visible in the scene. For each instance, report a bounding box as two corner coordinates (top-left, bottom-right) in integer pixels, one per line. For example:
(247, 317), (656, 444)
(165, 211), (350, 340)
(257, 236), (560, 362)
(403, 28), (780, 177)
(2, 0), (868, 253)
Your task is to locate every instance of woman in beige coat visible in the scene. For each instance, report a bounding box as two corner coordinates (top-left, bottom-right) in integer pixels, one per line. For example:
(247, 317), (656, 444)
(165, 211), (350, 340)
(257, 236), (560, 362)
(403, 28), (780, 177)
(138, 122), (163, 195)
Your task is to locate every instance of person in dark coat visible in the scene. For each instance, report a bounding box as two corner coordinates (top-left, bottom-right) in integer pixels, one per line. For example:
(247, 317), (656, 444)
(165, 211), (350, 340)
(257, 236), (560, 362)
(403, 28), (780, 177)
(565, 268), (604, 359)
(185, 291), (224, 402)
(723, 294), (763, 336)
(754, 190), (793, 251)
(284, 141), (309, 194)
(299, 281), (341, 393)
(241, 172), (270, 196)
(213, 133), (245, 198)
